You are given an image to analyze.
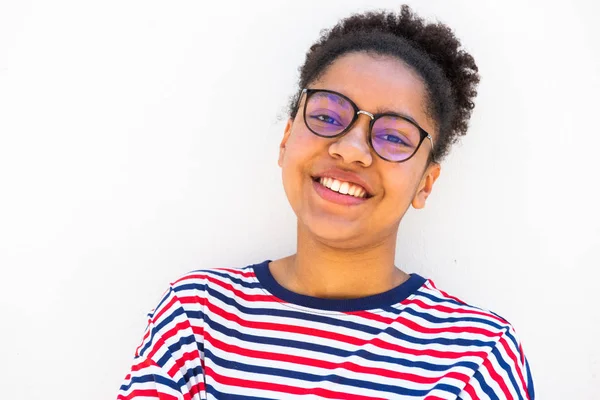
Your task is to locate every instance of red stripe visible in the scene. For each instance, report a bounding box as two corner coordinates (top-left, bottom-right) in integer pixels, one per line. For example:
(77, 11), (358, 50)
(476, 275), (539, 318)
(172, 273), (505, 340)
(175, 274), (502, 338)
(482, 355), (513, 399)
(147, 321), (191, 360)
(152, 296), (179, 325)
(205, 330), (471, 385)
(462, 380), (478, 399)
(372, 334), (488, 360)
(400, 297), (507, 325)
(518, 342), (526, 365)
(206, 299), (491, 360)
(209, 274), (279, 302)
(425, 281), (466, 304)
(119, 358), (179, 399)
(117, 389), (179, 400)
(173, 267), (256, 286)
(189, 379), (205, 399)
(205, 295), (499, 342)
(123, 358), (198, 400)
(214, 267), (256, 278)
(205, 298), (353, 341)
(130, 357), (157, 372)
(498, 336), (530, 400)
(191, 325), (203, 336)
(176, 274), (279, 304)
(134, 319), (152, 357)
(204, 365), (387, 400)
(349, 307), (503, 337)
(344, 310), (393, 324)
(166, 350), (202, 377)
(141, 320), (204, 399)
(138, 285), (189, 353)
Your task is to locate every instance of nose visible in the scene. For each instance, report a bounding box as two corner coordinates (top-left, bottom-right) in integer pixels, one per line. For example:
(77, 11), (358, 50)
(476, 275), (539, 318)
(328, 113), (373, 167)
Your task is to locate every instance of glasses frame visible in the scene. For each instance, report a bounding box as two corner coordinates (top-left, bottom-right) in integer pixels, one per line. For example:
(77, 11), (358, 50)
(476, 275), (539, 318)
(300, 88), (436, 163)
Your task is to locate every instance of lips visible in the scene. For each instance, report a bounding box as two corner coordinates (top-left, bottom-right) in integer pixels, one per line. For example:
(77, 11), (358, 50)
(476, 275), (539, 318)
(316, 176), (367, 198)
(311, 167), (374, 198)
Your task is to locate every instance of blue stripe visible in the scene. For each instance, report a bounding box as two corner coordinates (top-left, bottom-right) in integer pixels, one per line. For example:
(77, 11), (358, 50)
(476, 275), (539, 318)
(526, 359), (535, 399)
(204, 313), (478, 373)
(204, 283), (385, 333)
(206, 385), (279, 400)
(120, 263), (532, 399)
(498, 326), (535, 397)
(204, 348), (431, 397)
(491, 345), (524, 400)
(381, 320), (497, 348)
(416, 291), (495, 315)
(501, 328), (522, 362)
(395, 305), (505, 332)
(489, 310), (509, 324)
(203, 282), (496, 350)
(155, 333), (197, 366)
(174, 365), (205, 390)
(206, 270), (263, 288)
(474, 368), (501, 400)
(179, 269), (262, 290)
(424, 382), (463, 398)
(147, 287), (175, 320)
(139, 306), (187, 356)
(183, 309), (204, 321)
(119, 372), (180, 392)
(173, 282), (208, 293)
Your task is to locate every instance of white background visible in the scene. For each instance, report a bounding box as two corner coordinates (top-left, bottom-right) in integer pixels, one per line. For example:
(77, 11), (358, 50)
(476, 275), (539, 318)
(1, 0), (599, 399)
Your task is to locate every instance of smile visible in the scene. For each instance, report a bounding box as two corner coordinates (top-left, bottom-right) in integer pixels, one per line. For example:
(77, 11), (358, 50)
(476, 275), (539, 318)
(317, 176), (368, 198)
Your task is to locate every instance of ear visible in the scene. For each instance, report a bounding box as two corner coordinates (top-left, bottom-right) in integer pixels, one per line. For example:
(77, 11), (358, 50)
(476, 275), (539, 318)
(278, 118), (294, 168)
(411, 162), (441, 209)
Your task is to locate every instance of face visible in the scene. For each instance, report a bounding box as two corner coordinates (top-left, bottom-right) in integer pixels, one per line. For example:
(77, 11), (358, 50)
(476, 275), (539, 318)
(278, 52), (441, 248)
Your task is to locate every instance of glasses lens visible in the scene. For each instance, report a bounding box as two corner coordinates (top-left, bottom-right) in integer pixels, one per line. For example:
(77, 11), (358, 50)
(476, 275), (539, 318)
(371, 116), (421, 162)
(304, 91), (354, 137)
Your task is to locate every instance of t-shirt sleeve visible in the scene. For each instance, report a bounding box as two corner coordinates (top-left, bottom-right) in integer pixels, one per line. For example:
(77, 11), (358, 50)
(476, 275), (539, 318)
(117, 281), (206, 400)
(457, 326), (535, 400)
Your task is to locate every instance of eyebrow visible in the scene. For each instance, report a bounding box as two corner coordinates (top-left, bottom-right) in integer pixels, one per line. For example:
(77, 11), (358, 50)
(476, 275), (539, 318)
(374, 106), (421, 126)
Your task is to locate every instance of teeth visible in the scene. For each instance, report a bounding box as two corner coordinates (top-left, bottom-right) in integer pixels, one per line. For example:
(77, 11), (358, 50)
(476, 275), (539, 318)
(318, 177), (368, 199)
(330, 180), (341, 192)
(339, 182), (349, 195)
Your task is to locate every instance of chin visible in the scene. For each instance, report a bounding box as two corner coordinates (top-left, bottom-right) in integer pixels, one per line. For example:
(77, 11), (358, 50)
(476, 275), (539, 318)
(300, 215), (368, 248)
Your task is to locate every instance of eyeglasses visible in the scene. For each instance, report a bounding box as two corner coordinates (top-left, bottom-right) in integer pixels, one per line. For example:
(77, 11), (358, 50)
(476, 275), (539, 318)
(299, 88), (435, 163)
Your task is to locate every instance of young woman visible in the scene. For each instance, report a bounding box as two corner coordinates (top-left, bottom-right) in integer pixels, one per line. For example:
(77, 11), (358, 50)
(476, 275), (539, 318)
(118, 5), (534, 399)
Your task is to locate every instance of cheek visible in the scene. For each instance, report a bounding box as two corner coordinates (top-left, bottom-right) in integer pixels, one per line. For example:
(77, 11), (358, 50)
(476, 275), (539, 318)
(282, 127), (321, 170)
(280, 128), (316, 200)
(381, 167), (421, 205)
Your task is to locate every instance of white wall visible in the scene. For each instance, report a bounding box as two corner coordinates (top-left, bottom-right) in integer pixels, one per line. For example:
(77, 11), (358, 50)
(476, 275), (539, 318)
(0, 0), (598, 398)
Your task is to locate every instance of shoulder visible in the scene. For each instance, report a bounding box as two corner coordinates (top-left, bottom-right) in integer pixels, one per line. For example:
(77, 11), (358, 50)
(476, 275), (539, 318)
(135, 262), (261, 358)
(407, 278), (525, 358)
(169, 262), (261, 298)
(407, 278), (515, 334)
(407, 278), (535, 398)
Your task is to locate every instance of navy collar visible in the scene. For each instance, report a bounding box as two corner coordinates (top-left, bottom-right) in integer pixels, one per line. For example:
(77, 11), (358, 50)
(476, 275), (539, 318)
(252, 260), (426, 312)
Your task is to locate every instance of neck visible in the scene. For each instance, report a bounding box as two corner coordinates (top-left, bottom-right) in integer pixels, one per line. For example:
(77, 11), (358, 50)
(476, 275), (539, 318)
(270, 221), (409, 299)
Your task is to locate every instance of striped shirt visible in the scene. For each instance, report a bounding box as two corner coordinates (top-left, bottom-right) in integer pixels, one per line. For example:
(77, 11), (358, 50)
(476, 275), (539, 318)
(118, 260), (535, 399)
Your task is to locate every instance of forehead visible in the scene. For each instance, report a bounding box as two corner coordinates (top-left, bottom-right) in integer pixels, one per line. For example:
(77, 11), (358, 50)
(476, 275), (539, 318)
(310, 52), (434, 133)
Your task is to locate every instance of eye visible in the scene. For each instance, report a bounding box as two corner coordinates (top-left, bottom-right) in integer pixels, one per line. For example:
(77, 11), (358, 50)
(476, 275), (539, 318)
(376, 134), (409, 146)
(310, 114), (343, 126)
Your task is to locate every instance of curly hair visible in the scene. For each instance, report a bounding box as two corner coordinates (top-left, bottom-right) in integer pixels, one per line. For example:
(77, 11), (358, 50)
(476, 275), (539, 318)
(288, 5), (480, 162)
